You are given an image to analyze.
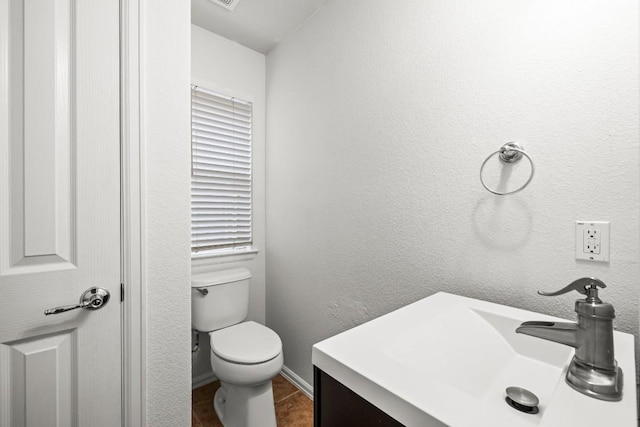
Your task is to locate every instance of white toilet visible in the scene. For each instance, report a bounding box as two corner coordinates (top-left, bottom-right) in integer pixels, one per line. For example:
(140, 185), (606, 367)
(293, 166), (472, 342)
(192, 268), (283, 427)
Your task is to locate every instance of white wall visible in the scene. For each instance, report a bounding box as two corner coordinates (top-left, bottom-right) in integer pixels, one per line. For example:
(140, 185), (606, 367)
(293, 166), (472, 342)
(265, 0), (640, 385)
(190, 24), (267, 381)
(142, 1), (192, 425)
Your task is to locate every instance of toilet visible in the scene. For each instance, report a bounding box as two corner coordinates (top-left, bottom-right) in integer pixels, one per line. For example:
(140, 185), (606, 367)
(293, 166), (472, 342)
(192, 268), (283, 427)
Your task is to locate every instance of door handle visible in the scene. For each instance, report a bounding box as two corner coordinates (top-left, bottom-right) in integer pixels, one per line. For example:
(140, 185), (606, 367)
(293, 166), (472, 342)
(44, 287), (111, 315)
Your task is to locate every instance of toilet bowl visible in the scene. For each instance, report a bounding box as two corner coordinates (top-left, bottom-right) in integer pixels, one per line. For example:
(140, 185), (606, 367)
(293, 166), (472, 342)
(210, 321), (283, 427)
(191, 269), (283, 427)
(210, 321), (283, 385)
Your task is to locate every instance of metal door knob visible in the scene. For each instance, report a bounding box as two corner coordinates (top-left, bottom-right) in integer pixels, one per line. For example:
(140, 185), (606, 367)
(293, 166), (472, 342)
(44, 287), (111, 315)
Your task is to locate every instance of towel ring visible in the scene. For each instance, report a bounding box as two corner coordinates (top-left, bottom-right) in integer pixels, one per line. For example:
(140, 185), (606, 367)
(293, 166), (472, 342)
(480, 142), (535, 195)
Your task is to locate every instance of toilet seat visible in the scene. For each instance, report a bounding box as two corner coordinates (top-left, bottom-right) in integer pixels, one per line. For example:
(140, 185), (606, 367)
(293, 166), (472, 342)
(210, 321), (282, 364)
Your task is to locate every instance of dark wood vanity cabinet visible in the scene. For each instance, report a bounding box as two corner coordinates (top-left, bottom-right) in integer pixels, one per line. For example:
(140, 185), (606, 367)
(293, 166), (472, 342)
(313, 366), (405, 427)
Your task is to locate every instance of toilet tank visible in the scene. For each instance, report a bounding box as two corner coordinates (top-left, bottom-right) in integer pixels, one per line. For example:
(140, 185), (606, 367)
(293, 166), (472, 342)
(191, 268), (251, 332)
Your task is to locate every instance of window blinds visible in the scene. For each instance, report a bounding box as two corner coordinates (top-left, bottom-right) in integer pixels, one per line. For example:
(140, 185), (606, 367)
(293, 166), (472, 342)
(191, 85), (252, 252)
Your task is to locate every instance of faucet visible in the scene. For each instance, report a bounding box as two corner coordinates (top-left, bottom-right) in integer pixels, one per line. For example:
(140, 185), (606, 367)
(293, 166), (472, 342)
(516, 277), (623, 401)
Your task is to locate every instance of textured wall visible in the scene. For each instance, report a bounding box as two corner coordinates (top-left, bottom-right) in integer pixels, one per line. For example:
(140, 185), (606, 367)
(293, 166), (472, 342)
(265, 0), (639, 385)
(142, 0), (192, 425)
(190, 25), (267, 381)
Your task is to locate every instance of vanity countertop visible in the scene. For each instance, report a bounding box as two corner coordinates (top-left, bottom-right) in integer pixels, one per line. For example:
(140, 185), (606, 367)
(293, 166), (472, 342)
(312, 292), (637, 427)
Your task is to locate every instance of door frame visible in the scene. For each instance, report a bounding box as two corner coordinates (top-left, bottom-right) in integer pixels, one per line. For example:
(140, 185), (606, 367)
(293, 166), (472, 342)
(121, 0), (145, 426)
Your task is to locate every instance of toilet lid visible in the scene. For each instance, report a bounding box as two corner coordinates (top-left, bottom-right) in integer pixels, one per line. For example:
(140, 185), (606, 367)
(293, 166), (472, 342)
(210, 321), (282, 364)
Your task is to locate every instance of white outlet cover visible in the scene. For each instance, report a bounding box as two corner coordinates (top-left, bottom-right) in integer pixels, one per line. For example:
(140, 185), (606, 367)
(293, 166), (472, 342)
(575, 221), (610, 262)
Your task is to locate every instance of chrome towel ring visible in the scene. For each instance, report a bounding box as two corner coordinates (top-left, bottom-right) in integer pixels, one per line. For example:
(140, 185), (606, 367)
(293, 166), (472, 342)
(479, 142), (534, 195)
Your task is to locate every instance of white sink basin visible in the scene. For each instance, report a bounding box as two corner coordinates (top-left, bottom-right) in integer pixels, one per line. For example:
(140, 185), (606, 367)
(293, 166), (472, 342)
(312, 292), (637, 426)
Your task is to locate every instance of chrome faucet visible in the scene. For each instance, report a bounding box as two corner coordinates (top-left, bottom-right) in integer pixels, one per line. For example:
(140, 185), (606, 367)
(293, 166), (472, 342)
(516, 277), (623, 401)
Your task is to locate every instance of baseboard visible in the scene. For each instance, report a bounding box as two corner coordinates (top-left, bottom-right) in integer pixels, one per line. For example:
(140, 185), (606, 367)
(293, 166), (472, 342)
(192, 372), (218, 390)
(281, 365), (314, 400)
(191, 365), (314, 400)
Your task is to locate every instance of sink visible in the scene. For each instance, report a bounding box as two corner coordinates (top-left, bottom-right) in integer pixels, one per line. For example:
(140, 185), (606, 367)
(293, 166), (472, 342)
(312, 292), (637, 426)
(386, 307), (571, 405)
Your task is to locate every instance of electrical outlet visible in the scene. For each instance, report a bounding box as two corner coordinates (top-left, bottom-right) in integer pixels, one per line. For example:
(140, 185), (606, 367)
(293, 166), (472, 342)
(575, 221), (609, 262)
(583, 228), (601, 254)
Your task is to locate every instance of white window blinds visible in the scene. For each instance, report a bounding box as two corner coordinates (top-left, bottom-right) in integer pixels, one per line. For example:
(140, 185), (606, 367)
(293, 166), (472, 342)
(191, 85), (253, 252)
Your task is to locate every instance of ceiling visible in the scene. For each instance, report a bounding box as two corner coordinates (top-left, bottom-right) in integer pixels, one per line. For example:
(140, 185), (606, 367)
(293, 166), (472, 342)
(191, 0), (327, 54)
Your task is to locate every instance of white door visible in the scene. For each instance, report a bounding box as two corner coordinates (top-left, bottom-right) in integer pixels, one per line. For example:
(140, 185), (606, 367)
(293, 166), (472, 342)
(0, 0), (121, 426)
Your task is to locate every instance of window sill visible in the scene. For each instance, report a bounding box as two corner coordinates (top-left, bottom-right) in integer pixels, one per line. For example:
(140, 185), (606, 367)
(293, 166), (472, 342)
(191, 246), (259, 267)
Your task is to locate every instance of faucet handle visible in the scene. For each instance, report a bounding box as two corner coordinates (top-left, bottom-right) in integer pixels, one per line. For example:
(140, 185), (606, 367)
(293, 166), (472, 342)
(538, 277), (606, 299)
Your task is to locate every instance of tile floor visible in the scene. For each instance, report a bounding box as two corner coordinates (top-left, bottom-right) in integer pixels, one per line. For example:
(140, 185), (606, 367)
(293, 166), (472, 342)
(192, 375), (314, 427)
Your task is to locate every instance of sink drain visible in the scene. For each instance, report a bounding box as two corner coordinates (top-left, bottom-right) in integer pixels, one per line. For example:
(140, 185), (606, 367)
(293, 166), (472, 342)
(505, 386), (539, 414)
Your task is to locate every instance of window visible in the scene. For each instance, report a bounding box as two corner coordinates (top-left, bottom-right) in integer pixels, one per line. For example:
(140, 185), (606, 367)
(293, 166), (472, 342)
(191, 85), (252, 253)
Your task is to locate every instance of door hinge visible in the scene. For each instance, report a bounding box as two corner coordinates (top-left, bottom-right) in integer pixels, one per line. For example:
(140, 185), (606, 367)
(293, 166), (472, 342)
(120, 283), (124, 302)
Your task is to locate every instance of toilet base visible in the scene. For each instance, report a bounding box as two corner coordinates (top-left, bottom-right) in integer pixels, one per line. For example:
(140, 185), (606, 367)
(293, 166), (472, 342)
(213, 380), (277, 427)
